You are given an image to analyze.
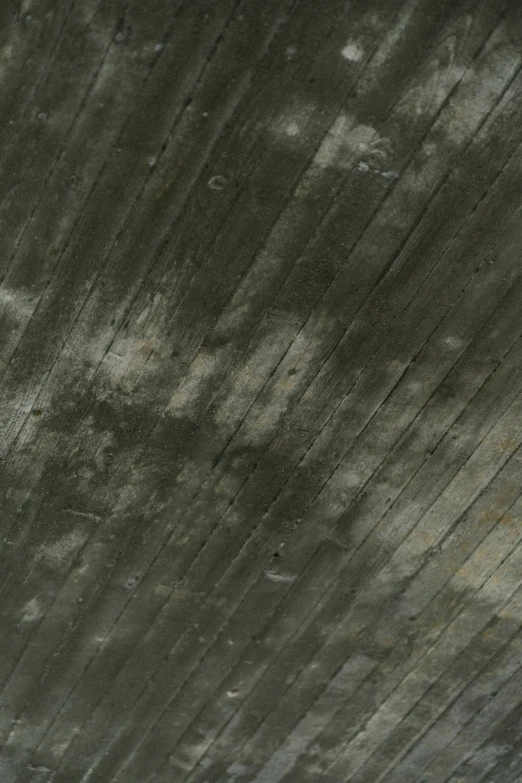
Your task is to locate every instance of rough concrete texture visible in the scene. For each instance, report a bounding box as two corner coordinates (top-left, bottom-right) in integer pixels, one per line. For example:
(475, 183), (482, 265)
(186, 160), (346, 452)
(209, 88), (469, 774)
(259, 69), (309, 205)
(0, 1), (522, 781)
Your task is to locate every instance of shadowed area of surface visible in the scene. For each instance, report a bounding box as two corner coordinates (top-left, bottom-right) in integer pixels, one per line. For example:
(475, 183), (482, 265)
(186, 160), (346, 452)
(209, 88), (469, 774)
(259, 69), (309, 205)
(1, 1), (522, 782)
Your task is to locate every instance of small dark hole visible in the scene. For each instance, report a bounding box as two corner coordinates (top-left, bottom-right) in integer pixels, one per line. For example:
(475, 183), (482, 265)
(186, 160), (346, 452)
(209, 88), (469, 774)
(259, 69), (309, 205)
(273, 552), (280, 558)
(32, 409), (43, 416)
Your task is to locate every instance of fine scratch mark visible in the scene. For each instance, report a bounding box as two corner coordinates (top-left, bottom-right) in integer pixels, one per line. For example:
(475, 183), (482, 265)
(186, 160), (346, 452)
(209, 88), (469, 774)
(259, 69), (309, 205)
(63, 508), (102, 522)
(26, 764), (52, 773)
(263, 570), (297, 583)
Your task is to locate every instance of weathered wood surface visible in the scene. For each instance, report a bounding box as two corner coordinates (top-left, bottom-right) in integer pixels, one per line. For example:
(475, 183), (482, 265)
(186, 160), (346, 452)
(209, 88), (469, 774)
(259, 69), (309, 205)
(0, 1), (522, 781)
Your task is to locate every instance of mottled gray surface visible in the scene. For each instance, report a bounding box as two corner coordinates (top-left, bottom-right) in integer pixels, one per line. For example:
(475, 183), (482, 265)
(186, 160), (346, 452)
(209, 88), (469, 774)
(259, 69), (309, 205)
(1, 1), (522, 781)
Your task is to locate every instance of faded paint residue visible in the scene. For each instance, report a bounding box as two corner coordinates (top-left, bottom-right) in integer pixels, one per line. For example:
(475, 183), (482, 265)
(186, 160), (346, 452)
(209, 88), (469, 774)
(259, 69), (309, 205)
(167, 347), (223, 419)
(212, 252), (284, 342)
(212, 320), (297, 431)
(39, 530), (86, 571)
(399, 62), (464, 120)
(313, 114), (379, 171)
(90, 292), (172, 391)
(99, 336), (156, 389)
(240, 323), (325, 445)
(252, 654), (374, 783)
(0, 286), (34, 326)
(365, 0), (420, 73)
(1, 5), (521, 781)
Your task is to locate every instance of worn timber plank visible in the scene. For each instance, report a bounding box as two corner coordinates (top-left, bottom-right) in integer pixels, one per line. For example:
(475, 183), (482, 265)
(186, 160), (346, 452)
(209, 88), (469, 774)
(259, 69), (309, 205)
(1, 2), (522, 782)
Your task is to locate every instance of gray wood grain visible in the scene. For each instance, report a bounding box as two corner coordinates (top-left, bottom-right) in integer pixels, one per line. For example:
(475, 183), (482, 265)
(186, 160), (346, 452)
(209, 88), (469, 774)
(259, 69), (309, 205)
(0, 1), (522, 782)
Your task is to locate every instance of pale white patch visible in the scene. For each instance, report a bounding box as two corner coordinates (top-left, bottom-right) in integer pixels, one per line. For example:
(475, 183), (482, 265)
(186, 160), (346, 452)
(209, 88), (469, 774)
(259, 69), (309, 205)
(314, 114), (377, 171)
(387, 359), (406, 374)
(268, 102), (315, 146)
(212, 300), (251, 341)
(368, 0), (420, 72)
(399, 63), (464, 121)
(240, 321), (326, 445)
(405, 379), (423, 395)
(228, 762), (248, 775)
(0, 28), (21, 87)
(285, 121), (300, 137)
(341, 42), (363, 61)
(212, 323), (295, 430)
(0, 286), (34, 322)
(0, 43), (14, 61)
(50, 738), (76, 762)
(154, 584), (171, 597)
(381, 170), (400, 179)
(21, 597), (42, 623)
(329, 461), (367, 493)
(167, 347), (223, 419)
(444, 335), (464, 350)
(97, 329), (163, 390)
(39, 530), (85, 571)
